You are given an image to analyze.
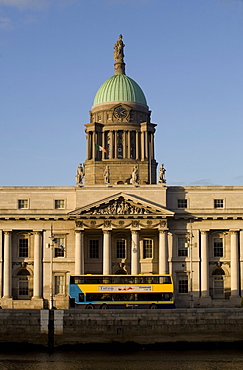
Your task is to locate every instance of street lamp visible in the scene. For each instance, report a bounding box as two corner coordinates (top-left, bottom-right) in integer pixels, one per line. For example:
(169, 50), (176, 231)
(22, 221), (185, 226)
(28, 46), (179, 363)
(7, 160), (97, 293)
(49, 228), (55, 310)
(187, 219), (194, 308)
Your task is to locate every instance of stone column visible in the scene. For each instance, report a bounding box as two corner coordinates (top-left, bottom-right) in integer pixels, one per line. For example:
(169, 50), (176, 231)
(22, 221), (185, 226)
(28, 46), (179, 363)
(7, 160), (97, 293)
(113, 131), (118, 158)
(159, 230), (168, 274)
(151, 133), (154, 160)
(123, 131), (127, 159)
(141, 131), (145, 160)
(127, 130), (131, 159)
(75, 230), (84, 275)
(86, 134), (89, 160)
(145, 131), (148, 159)
(33, 231), (42, 298)
(103, 230), (111, 275)
(230, 230), (240, 299)
(131, 230), (140, 275)
(102, 131), (105, 160)
(200, 230), (211, 306)
(3, 231), (12, 298)
(92, 131), (96, 160)
(110, 131), (113, 159)
(136, 131), (139, 160)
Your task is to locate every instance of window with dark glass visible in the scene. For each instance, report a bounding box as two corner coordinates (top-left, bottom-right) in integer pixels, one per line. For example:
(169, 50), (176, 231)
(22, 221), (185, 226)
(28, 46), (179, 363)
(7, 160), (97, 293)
(116, 239), (126, 258)
(117, 131), (123, 158)
(177, 199), (187, 209)
(18, 199), (28, 209)
(89, 240), (99, 258)
(178, 275), (188, 293)
(130, 131), (136, 159)
(55, 199), (65, 209)
(214, 237), (223, 257)
(54, 275), (64, 294)
(143, 239), (153, 259)
(19, 238), (28, 257)
(214, 199), (224, 208)
(19, 281), (29, 296)
(54, 237), (65, 257)
(178, 237), (188, 257)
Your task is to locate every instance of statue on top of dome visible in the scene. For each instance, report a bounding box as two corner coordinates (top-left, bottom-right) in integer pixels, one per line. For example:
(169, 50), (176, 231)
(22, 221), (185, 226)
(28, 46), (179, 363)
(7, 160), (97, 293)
(114, 34), (125, 62)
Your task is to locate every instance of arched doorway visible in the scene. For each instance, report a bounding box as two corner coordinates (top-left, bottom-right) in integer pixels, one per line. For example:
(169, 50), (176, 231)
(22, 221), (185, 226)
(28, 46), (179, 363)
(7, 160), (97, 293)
(17, 268), (31, 300)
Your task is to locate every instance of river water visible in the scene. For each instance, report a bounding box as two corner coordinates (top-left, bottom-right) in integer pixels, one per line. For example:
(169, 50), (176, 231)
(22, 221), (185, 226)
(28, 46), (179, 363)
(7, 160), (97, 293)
(0, 347), (243, 370)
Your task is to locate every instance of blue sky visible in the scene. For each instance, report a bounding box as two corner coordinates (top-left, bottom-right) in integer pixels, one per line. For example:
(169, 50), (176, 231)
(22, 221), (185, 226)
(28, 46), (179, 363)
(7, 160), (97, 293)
(0, 0), (243, 186)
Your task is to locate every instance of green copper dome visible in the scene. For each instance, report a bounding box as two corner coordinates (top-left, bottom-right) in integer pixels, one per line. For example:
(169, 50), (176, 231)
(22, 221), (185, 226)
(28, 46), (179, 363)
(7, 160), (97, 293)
(93, 73), (147, 106)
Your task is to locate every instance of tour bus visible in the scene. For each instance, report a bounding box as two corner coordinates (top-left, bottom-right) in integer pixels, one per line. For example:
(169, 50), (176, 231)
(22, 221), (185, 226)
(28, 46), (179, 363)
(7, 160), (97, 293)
(69, 274), (174, 309)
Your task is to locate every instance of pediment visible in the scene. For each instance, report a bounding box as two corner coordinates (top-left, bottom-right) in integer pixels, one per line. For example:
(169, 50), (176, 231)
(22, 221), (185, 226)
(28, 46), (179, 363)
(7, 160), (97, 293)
(69, 192), (174, 217)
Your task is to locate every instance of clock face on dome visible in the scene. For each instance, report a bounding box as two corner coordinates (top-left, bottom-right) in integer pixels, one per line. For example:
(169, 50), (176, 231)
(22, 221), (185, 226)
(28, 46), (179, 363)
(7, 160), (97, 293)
(114, 106), (127, 119)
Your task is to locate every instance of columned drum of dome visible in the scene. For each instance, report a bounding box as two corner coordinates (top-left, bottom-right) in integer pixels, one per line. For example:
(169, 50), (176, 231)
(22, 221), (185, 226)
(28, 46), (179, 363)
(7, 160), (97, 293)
(84, 35), (158, 186)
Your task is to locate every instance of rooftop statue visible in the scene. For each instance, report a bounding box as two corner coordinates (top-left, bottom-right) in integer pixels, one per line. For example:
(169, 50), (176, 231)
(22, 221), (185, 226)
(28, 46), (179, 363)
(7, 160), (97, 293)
(76, 163), (85, 186)
(114, 34), (125, 62)
(158, 164), (166, 184)
(114, 34), (126, 74)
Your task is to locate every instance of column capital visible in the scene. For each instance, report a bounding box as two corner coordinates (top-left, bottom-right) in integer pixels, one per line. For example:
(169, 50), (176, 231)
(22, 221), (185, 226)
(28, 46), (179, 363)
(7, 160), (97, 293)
(75, 229), (84, 233)
(131, 229), (140, 234)
(200, 229), (209, 235)
(33, 231), (42, 235)
(103, 229), (112, 234)
(158, 228), (168, 234)
(4, 231), (12, 235)
(230, 229), (240, 234)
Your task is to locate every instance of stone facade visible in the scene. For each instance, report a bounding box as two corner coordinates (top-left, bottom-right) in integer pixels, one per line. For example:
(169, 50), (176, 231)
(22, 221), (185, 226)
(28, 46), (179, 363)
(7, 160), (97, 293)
(0, 36), (242, 309)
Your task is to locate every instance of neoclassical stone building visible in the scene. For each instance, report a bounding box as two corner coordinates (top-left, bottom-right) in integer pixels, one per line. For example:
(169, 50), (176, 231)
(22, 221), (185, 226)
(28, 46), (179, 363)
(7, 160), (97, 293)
(0, 36), (242, 309)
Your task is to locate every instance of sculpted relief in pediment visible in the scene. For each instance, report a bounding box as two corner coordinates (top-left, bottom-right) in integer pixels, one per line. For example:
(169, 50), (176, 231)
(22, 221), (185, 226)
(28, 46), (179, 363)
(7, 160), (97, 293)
(89, 199), (153, 215)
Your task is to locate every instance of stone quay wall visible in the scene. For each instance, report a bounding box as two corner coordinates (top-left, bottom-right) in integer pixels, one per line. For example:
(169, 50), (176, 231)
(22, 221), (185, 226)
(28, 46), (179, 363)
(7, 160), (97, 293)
(0, 308), (243, 347)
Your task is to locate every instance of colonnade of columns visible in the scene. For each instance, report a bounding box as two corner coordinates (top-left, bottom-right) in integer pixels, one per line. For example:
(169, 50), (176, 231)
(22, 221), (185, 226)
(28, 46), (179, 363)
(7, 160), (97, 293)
(1, 228), (242, 302)
(200, 229), (241, 300)
(1, 230), (43, 299)
(75, 228), (168, 275)
(86, 129), (155, 161)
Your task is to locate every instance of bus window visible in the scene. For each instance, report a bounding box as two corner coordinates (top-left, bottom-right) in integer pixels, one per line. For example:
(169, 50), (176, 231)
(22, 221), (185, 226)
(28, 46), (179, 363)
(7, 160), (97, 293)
(79, 293), (84, 302)
(102, 277), (111, 284)
(111, 277), (118, 284)
(159, 276), (171, 284)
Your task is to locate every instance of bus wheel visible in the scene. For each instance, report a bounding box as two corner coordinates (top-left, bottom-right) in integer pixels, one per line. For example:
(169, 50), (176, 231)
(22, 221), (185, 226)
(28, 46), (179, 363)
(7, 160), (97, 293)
(86, 304), (94, 309)
(149, 304), (157, 309)
(100, 304), (109, 310)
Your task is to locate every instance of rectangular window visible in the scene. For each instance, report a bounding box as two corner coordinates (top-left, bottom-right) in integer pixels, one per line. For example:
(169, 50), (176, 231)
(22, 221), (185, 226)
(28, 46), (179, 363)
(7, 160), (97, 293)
(55, 200), (65, 209)
(19, 239), (28, 257)
(18, 199), (28, 209)
(214, 199), (224, 208)
(54, 275), (64, 295)
(178, 237), (188, 257)
(54, 237), (65, 258)
(89, 240), (99, 258)
(177, 199), (187, 209)
(19, 280), (29, 296)
(116, 239), (126, 259)
(214, 237), (223, 257)
(143, 239), (153, 259)
(178, 275), (188, 293)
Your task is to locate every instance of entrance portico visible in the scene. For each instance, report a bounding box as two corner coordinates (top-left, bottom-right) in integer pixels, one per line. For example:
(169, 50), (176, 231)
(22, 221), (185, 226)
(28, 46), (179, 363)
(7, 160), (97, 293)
(70, 192), (174, 276)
